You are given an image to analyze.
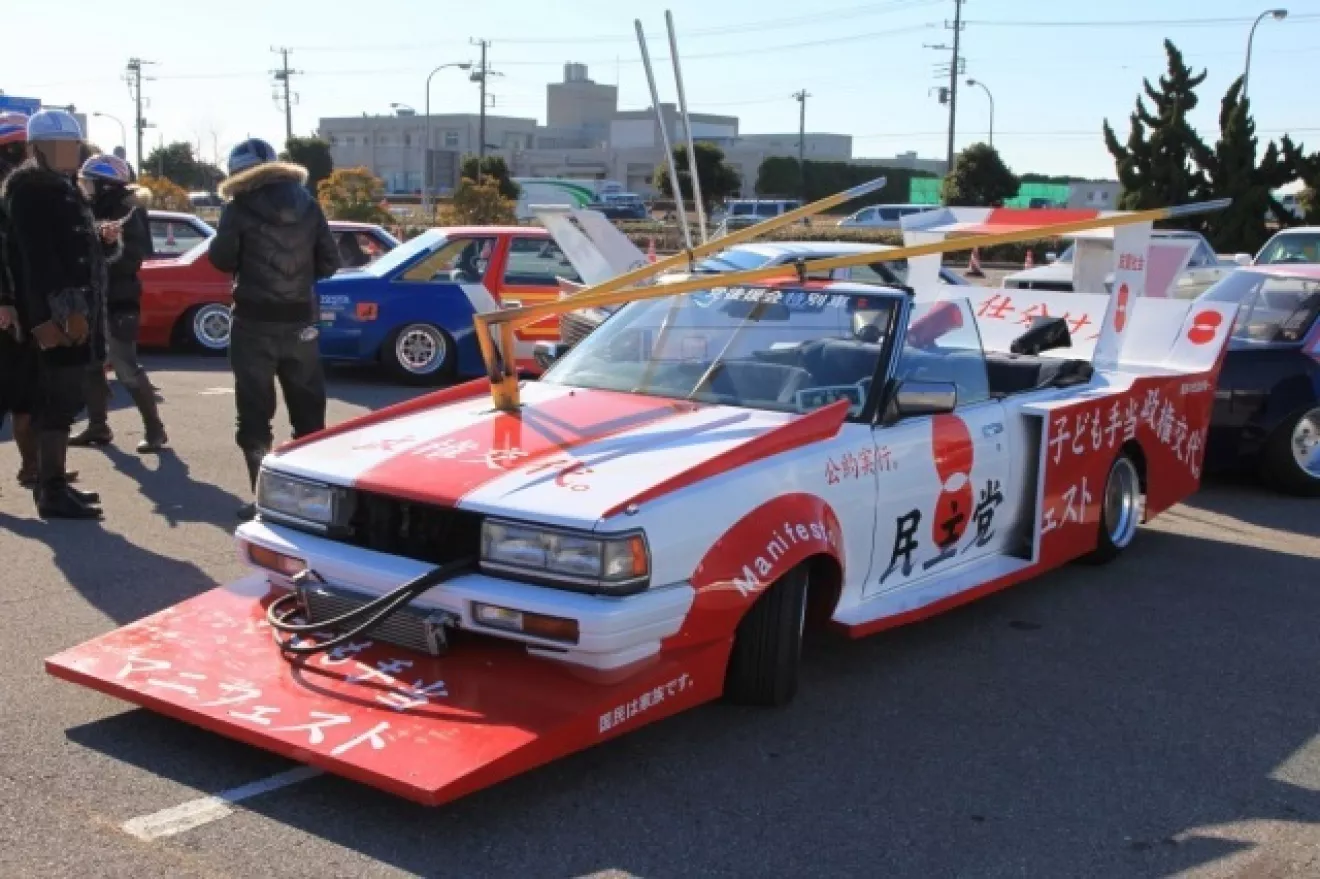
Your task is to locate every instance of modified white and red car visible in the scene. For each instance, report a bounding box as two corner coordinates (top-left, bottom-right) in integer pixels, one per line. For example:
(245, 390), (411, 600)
(47, 210), (1239, 807)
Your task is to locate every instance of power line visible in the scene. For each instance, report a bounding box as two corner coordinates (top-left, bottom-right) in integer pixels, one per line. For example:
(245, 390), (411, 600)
(271, 47), (302, 143)
(965, 14), (1320, 28)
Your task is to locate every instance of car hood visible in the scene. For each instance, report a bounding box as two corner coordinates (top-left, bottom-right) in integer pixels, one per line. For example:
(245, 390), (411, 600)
(266, 381), (804, 530)
(1005, 263), (1072, 282)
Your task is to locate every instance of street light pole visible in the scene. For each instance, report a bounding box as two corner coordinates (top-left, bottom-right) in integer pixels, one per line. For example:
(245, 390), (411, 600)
(1245, 8), (1288, 103)
(390, 103), (416, 197)
(423, 62), (472, 220)
(93, 111), (127, 154)
(965, 79), (994, 149)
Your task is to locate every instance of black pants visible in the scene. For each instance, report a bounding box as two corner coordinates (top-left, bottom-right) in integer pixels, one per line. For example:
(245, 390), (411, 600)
(35, 352), (88, 432)
(229, 317), (326, 456)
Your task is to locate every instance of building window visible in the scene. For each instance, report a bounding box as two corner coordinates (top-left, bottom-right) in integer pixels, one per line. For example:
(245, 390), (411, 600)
(327, 135), (337, 145)
(404, 133), (411, 147)
(444, 131), (459, 148)
(346, 136), (355, 146)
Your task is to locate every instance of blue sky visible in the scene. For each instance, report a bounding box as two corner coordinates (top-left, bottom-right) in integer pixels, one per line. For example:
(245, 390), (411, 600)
(4, 0), (1318, 180)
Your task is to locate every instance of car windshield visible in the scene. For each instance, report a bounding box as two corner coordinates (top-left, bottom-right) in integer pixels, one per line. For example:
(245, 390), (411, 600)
(360, 230), (441, 277)
(693, 248), (775, 273)
(1202, 270), (1320, 343)
(540, 285), (901, 416)
(1255, 232), (1320, 265)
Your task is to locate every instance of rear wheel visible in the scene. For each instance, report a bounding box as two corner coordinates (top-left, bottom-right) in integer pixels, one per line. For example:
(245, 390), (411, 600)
(382, 323), (454, 385)
(179, 303), (232, 354)
(1260, 405), (1320, 497)
(1083, 452), (1142, 565)
(724, 565), (809, 707)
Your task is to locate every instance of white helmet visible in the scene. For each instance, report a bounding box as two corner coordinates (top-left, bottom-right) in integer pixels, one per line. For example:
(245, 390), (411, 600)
(26, 109), (83, 143)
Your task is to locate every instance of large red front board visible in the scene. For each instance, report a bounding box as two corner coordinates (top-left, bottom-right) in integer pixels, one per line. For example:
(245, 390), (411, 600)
(45, 580), (726, 806)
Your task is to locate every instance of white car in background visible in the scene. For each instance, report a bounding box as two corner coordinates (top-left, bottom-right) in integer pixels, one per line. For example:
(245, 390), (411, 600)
(1004, 229), (1250, 297)
(147, 210), (216, 260)
(1254, 226), (1320, 265)
(836, 203), (938, 230)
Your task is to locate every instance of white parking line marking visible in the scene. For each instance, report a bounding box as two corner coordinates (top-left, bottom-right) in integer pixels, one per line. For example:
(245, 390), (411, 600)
(121, 766), (322, 841)
(199, 387), (234, 395)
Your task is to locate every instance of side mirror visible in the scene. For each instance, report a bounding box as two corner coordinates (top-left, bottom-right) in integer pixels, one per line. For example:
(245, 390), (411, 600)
(1233, 253), (1253, 266)
(1010, 315), (1072, 356)
(533, 341), (570, 370)
(882, 380), (957, 425)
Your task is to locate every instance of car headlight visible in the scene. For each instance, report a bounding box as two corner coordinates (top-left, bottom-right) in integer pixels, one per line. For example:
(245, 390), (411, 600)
(480, 519), (650, 595)
(256, 469), (350, 528)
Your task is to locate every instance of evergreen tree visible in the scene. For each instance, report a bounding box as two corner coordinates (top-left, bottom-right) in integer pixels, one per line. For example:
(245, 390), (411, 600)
(1103, 40), (1209, 225)
(1283, 139), (1320, 224)
(941, 143), (1020, 206)
(282, 136), (334, 195)
(653, 142), (742, 210)
(1195, 76), (1297, 253)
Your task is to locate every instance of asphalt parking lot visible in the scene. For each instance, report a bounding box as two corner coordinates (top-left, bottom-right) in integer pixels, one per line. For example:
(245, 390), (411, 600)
(2, 355), (1318, 879)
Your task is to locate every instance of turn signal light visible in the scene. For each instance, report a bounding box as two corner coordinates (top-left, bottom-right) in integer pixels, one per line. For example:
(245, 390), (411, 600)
(472, 602), (580, 645)
(245, 541), (306, 578)
(355, 302), (379, 321)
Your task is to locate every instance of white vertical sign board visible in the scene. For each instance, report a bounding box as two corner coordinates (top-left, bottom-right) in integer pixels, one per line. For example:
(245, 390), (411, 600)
(1092, 220), (1151, 371)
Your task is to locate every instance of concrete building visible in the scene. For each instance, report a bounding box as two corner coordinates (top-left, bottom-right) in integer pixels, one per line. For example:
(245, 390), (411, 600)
(319, 63), (944, 197)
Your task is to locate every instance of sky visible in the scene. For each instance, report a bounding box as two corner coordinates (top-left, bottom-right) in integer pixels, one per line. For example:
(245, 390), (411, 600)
(4, 0), (1319, 181)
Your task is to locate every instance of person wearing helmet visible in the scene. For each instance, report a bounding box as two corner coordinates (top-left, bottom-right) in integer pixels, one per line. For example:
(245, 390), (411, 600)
(0, 109), (109, 519)
(208, 137), (340, 519)
(68, 153), (166, 453)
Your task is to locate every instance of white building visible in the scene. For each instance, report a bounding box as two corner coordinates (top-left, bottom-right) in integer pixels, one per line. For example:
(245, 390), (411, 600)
(319, 64), (945, 197)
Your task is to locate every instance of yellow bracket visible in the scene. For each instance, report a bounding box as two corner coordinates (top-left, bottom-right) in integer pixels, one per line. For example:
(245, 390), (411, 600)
(476, 196), (1229, 411)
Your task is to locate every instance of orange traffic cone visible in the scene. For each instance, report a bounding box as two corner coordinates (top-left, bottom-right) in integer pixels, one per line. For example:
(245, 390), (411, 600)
(1024, 249), (1035, 269)
(966, 247), (986, 278)
(647, 237), (657, 264)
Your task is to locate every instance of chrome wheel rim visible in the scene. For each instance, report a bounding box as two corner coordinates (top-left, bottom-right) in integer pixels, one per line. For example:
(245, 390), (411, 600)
(194, 305), (231, 349)
(1103, 457), (1141, 548)
(1292, 407), (1320, 479)
(395, 325), (445, 375)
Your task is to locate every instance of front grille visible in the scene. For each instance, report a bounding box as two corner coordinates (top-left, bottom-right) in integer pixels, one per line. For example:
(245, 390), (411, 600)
(559, 309), (604, 347)
(302, 582), (442, 655)
(341, 491), (483, 567)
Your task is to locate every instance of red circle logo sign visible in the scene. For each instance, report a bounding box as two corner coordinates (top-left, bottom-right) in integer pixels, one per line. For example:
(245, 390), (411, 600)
(931, 414), (974, 546)
(1187, 310), (1223, 345)
(1114, 283), (1130, 332)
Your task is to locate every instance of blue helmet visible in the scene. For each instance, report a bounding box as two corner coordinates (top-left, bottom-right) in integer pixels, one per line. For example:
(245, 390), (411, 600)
(79, 154), (133, 185)
(226, 138), (277, 175)
(26, 109), (83, 143)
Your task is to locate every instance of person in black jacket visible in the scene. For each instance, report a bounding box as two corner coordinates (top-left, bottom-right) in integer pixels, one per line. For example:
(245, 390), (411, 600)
(69, 154), (167, 453)
(0, 109), (109, 519)
(208, 138), (340, 518)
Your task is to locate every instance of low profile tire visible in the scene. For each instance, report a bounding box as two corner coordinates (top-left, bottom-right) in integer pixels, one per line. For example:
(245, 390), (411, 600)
(1259, 405), (1320, 498)
(724, 564), (809, 707)
(1083, 452), (1143, 566)
(180, 303), (232, 354)
(383, 323), (455, 386)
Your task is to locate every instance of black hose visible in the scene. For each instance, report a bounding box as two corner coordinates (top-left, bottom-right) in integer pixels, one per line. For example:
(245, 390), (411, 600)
(267, 557), (476, 657)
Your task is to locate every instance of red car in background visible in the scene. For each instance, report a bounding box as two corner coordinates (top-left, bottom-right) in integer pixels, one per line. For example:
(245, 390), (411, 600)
(139, 213), (401, 352)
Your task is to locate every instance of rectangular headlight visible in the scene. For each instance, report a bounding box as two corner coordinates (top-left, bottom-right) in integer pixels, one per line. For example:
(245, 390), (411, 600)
(480, 519), (649, 595)
(257, 469), (348, 527)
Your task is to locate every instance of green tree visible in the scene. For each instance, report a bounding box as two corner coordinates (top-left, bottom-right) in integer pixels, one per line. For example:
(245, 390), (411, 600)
(653, 142), (742, 210)
(144, 141), (223, 191)
(1194, 76), (1297, 253)
(1103, 40), (1209, 221)
(317, 167), (392, 223)
(1283, 139), (1320, 224)
(438, 180), (517, 225)
(1301, 187), (1318, 223)
(459, 155), (520, 200)
(940, 142), (1020, 206)
(282, 136), (334, 194)
(755, 156), (801, 197)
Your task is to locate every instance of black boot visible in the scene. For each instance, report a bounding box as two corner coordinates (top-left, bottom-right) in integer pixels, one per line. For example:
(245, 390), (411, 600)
(128, 383), (168, 454)
(235, 446), (268, 522)
(14, 414), (80, 487)
(34, 431), (102, 520)
(69, 373), (113, 447)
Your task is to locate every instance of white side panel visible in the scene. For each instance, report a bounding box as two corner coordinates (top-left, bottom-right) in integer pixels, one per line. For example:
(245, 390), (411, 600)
(570, 209), (649, 271)
(532, 208), (628, 285)
(1073, 238), (1113, 293)
(1092, 221), (1152, 371)
(960, 287), (1110, 360)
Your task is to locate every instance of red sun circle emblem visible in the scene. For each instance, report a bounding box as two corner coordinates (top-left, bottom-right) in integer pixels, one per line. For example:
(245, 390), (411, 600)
(1187, 309), (1223, 345)
(1114, 283), (1131, 332)
(931, 414), (974, 546)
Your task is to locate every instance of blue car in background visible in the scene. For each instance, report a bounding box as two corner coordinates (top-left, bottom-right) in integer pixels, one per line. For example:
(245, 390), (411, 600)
(1199, 264), (1320, 496)
(316, 226), (579, 384)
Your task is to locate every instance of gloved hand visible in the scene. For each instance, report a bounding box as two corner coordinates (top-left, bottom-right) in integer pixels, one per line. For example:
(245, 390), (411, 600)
(0, 305), (16, 331)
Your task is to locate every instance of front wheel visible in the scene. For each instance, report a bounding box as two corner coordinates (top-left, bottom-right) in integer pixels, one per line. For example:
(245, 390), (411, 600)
(1082, 452), (1143, 566)
(180, 303), (232, 354)
(1260, 405), (1320, 497)
(723, 565), (809, 707)
(382, 323), (455, 385)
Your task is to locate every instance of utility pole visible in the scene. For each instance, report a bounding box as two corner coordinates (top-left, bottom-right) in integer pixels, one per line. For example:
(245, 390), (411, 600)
(792, 90), (810, 205)
(271, 47), (302, 144)
(945, 0), (966, 174)
(469, 39), (493, 183)
(125, 58), (156, 175)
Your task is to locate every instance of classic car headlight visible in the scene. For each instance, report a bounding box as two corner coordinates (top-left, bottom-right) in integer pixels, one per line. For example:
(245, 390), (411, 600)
(480, 519), (650, 595)
(256, 469), (349, 528)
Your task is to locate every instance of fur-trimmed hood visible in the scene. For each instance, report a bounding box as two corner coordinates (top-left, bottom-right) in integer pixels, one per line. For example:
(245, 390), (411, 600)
(219, 161), (309, 200)
(0, 156), (75, 204)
